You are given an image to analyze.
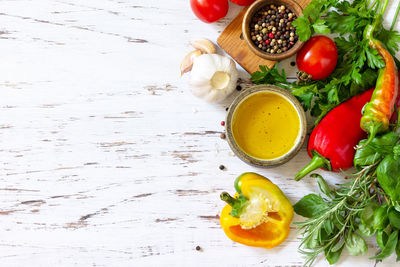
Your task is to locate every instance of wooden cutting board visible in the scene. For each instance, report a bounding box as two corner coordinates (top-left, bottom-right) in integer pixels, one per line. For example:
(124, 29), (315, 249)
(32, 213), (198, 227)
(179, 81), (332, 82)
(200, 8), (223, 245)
(217, 0), (311, 74)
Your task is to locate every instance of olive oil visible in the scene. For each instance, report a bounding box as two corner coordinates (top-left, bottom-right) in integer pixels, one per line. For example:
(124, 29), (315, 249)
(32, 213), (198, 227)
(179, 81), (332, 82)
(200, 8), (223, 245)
(232, 92), (300, 160)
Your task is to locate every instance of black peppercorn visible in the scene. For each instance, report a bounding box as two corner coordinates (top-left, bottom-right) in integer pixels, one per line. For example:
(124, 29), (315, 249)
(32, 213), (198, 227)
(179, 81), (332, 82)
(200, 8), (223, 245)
(219, 165), (225, 170)
(249, 4), (298, 55)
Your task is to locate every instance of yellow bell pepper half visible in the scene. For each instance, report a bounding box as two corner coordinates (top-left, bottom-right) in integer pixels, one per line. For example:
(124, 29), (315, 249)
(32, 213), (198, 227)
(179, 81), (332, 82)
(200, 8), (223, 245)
(220, 172), (294, 249)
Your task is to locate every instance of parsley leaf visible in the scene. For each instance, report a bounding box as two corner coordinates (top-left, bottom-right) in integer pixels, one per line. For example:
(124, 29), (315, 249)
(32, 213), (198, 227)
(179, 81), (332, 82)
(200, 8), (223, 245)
(325, 11), (358, 34)
(291, 84), (319, 111)
(312, 19), (331, 34)
(302, 1), (325, 22)
(377, 29), (400, 55)
(251, 65), (287, 85)
(292, 16), (312, 41)
(292, 0), (336, 42)
(365, 45), (385, 69)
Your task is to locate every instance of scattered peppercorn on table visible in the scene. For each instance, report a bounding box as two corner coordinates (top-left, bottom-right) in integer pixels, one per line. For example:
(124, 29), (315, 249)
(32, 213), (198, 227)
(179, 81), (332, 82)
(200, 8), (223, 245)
(0, 0), (399, 266)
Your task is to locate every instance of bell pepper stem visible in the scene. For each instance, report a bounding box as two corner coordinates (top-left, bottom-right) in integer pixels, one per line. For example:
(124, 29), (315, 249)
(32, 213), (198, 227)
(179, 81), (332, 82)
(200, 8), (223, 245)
(220, 192), (239, 207)
(294, 152), (332, 181)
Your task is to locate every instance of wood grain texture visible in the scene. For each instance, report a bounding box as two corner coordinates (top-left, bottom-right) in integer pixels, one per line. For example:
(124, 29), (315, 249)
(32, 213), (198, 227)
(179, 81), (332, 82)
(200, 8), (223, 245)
(218, 7), (275, 74)
(0, 0), (399, 266)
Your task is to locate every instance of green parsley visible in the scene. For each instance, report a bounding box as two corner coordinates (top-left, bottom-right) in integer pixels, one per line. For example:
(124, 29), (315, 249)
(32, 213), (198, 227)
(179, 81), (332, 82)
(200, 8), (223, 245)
(252, 0), (400, 124)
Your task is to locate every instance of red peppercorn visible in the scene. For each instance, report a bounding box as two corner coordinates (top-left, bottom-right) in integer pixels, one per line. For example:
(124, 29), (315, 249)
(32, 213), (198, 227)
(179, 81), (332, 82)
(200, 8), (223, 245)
(265, 39), (270, 45)
(289, 42), (294, 46)
(221, 121), (225, 126)
(269, 33), (274, 39)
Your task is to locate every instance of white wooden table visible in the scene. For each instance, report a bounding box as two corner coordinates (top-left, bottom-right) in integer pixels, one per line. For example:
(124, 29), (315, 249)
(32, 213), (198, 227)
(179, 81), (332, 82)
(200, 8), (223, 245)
(0, 0), (399, 266)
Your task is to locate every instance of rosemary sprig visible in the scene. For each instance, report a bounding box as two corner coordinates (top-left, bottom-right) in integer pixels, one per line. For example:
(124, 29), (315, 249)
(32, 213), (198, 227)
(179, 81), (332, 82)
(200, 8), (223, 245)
(294, 165), (380, 266)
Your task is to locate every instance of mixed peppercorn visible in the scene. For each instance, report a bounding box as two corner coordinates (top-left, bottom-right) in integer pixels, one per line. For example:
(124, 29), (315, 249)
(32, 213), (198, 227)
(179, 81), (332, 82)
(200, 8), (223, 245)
(250, 4), (298, 54)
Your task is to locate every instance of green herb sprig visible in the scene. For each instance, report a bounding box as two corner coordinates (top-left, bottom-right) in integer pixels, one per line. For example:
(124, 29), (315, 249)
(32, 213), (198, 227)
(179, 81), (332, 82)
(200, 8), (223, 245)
(295, 127), (400, 266)
(251, 0), (400, 124)
(294, 169), (376, 266)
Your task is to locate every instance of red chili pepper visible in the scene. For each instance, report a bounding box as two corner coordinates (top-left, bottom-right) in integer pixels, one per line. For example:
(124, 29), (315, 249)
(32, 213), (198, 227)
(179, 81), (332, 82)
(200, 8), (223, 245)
(360, 15), (399, 146)
(294, 89), (374, 181)
(391, 84), (400, 122)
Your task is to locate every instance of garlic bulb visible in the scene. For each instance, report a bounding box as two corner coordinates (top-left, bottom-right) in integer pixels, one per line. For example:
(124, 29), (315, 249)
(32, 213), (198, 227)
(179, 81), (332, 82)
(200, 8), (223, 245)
(190, 54), (238, 103)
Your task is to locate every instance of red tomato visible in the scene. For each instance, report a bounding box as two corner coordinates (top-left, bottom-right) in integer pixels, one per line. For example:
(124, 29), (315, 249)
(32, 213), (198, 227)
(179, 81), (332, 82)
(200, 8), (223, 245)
(190, 0), (229, 23)
(230, 0), (256, 6)
(296, 36), (338, 80)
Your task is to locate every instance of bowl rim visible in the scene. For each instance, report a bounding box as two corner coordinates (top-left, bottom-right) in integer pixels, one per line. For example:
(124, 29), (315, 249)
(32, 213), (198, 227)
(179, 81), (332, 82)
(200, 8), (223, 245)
(242, 0), (304, 61)
(225, 85), (307, 167)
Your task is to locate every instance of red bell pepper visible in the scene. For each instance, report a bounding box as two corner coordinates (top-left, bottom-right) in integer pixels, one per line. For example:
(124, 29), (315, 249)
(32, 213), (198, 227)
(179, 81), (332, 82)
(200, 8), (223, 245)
(294, 89), (374, 180)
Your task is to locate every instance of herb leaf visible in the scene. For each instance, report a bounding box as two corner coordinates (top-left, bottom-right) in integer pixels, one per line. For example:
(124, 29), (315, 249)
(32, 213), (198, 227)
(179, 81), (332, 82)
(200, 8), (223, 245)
(377, 230), (389, 250)
(360, 202), (378, 235)
(345, 232), (368, 256)
(312, 19), (331, 34)
(365, 45), (385, 69)
(377, 29), (400, 55)
(325, 11), (358, 34)
(359, 223), (376, 237)
(251, 65), (287, 85)
(389, 209), (400, 229)
(292, 16), (312, 41)
(370, 231), (399, 260)
(325, 243), (344, 264)
(293, 194), (327, 218)
(354, 132), (400, 168)
(377, 154), (400, 203)
(311, 174), (333, 198)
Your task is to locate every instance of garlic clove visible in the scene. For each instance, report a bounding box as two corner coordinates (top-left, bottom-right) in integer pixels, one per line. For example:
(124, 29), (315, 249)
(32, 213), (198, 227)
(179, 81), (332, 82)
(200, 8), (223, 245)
(180, 50), (202, 76)
(190, 39), (217, 54)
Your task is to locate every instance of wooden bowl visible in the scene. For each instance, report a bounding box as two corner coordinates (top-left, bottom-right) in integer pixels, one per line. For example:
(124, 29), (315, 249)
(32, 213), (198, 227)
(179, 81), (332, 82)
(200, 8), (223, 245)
(242, 0), (304, 61)
(225, 85), (307, 168)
